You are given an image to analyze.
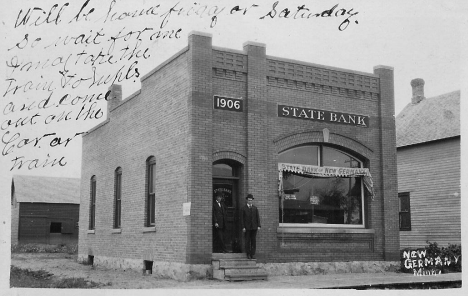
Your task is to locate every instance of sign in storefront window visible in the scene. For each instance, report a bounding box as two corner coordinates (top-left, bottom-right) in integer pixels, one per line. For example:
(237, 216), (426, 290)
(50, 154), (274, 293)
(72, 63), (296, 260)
(278, 145), (374, 227)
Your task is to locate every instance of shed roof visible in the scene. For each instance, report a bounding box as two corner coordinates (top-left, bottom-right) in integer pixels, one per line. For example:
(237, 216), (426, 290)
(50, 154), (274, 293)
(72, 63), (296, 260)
(12, 175), (81, 204)
(396, 90), (460, 147)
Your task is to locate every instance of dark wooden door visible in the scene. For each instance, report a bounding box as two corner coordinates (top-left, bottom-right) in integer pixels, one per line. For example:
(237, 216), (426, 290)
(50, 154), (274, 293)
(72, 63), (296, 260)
(213, 179), (240, 252)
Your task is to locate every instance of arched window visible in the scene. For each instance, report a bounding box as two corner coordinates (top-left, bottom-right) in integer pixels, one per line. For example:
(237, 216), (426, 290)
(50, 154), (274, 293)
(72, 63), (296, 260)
(89, 175), (96, 230)
(114, 167), (122, 228)
(278, 145), (365, 227)
(146, 157), (156, 226)
(213, 163), (238, 178)
(212, 160), (241, 208)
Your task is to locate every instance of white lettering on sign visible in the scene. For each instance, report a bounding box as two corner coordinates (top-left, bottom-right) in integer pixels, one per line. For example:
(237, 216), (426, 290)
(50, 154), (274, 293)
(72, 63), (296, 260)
(401, 248), (461, 276)
(214, 187), (232, 194)
(278, 105), (368, 127)
(214, 96), (243, 112)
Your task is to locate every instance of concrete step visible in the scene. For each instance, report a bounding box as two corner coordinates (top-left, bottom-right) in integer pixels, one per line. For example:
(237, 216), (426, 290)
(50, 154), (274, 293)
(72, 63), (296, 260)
(224, 266), (259, 271)
(213, 268), (268, 281)
(224, 267), (266, 276)
(211, 253), (268, 281)
(218, 259), (257, 268)
(212, 269), (226, 280)
(211, 253), (246, 260)
(225, 273), (268, 281)
(212, 259), (257, 270)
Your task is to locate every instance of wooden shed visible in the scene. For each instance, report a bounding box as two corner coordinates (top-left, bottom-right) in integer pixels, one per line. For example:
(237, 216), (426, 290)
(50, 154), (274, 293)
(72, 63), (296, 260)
(11, 175), (81, 245)
(396, 79), (460, 248)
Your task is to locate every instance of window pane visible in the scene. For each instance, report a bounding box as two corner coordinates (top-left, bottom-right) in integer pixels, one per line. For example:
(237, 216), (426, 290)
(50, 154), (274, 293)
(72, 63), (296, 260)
(322, 147), (361, 168)
(150, 194), (155, 224)
(280, 173), (363, 225)
(50, 222), (62, 233)
(279, 146), (318, 165)
(115, 170), (122, 228)
(279, 145), (364, 226)
(213, 164), (233, 177)
(146, 157), (156, 226)
(314, 177), (362, 224)
(91, 179), (96, 205)
(399, 193), (411, 230)
(399, 194), (410, 212)
(148, 163), (155, 194)
(115, 200), (121, 228)
(116, 173), (121, 200)
(90, 177), (96, 229)
(400, 212), (411, 230)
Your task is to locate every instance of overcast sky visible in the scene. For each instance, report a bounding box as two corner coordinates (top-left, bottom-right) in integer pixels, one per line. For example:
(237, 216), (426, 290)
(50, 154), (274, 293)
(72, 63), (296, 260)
(0, 0), (463, 179)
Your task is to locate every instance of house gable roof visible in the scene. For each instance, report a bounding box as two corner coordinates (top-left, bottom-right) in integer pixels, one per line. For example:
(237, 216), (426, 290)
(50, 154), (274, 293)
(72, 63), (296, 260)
(12, 175), (81, 204)
(396, 90), (460, 147)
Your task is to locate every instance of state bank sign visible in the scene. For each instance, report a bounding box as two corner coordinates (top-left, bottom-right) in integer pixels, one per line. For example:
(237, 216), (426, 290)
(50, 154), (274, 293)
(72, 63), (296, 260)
(278, 104), (369, 127)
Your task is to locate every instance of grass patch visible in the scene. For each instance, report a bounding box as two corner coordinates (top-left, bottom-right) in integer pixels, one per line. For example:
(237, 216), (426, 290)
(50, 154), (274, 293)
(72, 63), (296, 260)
(10, 266), (53, 288)
(53, 277), (103, 288)
(10, 266), (106, 288)
(11, 243), (78, 254)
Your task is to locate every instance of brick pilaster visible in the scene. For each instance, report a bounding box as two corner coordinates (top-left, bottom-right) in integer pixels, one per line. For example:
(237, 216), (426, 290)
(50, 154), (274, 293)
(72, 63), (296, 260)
(187, 31), (213, 264)
(374, 65), (400, 260)
(243, 42), (270, 254)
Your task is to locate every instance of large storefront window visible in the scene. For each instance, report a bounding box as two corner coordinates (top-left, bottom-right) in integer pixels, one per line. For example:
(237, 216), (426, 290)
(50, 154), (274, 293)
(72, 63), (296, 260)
(279, 145), (369, 227)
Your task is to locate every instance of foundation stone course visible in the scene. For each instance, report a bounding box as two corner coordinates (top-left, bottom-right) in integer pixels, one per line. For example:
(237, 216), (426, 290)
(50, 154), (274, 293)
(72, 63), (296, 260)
(78, 255), (212, 281)
(258, 261), (400, 276)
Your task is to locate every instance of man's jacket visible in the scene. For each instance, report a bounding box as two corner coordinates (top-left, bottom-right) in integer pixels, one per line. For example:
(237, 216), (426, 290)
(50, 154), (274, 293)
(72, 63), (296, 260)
(213, 202), (226, 228)
(240, 205), (261, 230)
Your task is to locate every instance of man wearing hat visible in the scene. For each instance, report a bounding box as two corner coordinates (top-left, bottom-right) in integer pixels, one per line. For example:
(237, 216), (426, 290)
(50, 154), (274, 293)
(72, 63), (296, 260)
(213, 193), (228, 253)
(240, 194), (261, 259)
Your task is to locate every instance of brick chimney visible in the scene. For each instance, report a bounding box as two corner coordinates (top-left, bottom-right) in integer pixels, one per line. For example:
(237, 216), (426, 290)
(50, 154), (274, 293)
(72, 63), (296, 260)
(107, 84), (122, 116)
(410, 78), (425, 104)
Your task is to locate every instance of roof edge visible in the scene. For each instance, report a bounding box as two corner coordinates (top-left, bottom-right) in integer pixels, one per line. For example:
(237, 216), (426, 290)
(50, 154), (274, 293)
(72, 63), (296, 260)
(397, 135), (460, 149)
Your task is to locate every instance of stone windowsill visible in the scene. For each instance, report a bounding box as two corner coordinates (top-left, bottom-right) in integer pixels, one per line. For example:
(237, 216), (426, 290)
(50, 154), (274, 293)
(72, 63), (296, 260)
(87, 230), (95, 234)
(143, 226), (156, 233)
(111, 228), (122, 234)
(277, 226), (375, 234)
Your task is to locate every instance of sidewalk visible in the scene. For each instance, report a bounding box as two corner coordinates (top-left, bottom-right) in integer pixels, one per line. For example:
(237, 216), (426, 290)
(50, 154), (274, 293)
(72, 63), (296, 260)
(10, 253), (463, 290)
(179, 272), (462, 289)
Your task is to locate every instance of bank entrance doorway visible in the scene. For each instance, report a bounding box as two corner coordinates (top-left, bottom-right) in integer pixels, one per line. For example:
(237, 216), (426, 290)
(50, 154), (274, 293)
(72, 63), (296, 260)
(213, 160), (242, 253)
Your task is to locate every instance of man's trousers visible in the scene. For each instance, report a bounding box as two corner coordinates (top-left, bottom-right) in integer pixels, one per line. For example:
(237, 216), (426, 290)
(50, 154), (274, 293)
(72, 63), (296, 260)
(244, 229), (257, 256)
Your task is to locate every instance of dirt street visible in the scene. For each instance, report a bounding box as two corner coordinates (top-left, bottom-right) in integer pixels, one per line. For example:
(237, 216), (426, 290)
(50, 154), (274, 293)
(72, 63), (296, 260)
(10, 253), (229, 289)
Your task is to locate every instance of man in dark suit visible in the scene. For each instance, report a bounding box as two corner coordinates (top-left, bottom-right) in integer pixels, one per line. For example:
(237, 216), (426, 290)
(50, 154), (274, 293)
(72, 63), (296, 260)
(213, 193), (227, 253)
(240, 194), (261, 259)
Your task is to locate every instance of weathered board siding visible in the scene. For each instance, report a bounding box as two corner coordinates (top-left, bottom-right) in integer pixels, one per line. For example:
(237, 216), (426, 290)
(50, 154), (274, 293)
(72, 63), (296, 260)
(397, 137), (461, 248)
(19, 203), (79, 244)
(11, 199), (20, 245)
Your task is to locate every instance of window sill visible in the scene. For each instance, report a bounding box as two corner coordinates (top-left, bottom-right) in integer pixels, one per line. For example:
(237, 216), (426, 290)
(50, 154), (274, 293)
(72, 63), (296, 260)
(111, 228), (122, 234)
(87, 230), (95, 234)
(277, 226), (375, 234)
(143, 226), (156, 233)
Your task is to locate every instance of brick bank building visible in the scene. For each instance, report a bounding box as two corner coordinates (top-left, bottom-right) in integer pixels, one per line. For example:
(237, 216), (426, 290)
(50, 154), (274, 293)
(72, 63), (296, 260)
(78, 32), (399, 279)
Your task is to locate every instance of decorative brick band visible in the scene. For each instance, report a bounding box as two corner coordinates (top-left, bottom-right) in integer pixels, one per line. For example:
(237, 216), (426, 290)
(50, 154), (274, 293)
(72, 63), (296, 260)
(213, 68), (246, 82)
(273, 130), (373, 159)
(267, 58), (379, 93)
(213, 151), (247, 164)
(211, 51), (380, 100)
(267, 76), (378, 101)
(213, 49), (247, 73)
(277, 232), (374, 252)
